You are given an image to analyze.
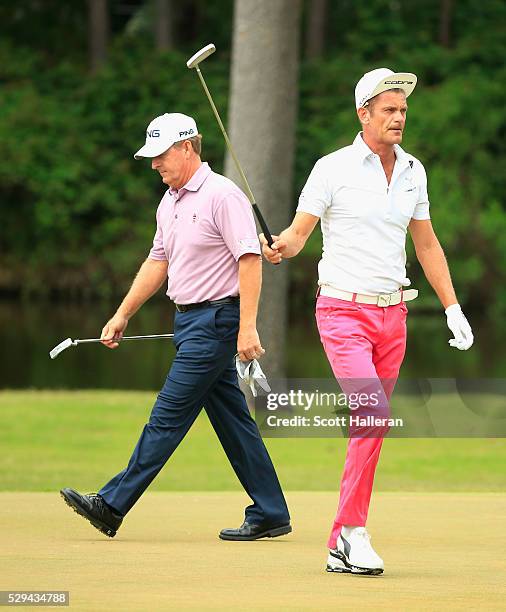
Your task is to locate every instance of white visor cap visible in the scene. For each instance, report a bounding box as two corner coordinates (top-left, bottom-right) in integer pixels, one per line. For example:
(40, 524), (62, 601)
(355, 68), (417, 109)
(134, 113), (198, 159)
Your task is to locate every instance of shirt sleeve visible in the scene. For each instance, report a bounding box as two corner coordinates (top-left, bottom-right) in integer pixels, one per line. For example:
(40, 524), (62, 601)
(412, 162), (431, 220)
(296, 159), (331, 218)
(148, 201), (168, 261)
(214, 190), (261, 261)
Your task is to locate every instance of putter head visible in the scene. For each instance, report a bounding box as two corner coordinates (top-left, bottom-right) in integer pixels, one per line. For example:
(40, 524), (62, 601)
(186, 43), (216, 69)
(49, 338), (74, 360)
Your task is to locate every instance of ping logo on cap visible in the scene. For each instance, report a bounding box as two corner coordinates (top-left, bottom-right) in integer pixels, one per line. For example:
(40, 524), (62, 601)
(147, 129), (160, 137)
(179, 129), (195, 137)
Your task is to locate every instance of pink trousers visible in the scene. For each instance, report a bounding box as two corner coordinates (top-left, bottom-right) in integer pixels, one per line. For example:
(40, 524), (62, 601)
(315, 295), (407, 549)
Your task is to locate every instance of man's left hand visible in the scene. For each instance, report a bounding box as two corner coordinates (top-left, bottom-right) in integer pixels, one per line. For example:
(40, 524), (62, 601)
(445, 304), (474, 350)
(237, 326), (265, 362)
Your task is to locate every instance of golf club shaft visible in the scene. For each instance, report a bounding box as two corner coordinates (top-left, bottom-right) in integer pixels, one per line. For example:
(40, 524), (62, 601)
(75, 334), (174, 344)
(195, 66), (275, 247)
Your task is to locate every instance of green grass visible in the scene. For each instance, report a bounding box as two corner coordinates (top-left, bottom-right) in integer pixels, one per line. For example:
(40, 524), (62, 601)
(1, 390), (505, 492)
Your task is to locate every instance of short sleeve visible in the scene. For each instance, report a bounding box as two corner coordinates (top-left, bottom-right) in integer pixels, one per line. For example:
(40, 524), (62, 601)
(148, 203), (168, 261)
(296, 160), (331, 218)
(412, 162), (431, 220)
(214, 190), (261, 261)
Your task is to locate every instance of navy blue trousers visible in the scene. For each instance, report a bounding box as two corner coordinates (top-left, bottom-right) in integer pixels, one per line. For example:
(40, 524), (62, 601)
(99, 303), (290, 527)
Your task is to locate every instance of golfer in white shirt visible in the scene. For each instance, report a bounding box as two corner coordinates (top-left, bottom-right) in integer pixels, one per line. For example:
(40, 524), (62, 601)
(261, 68), (473, 575)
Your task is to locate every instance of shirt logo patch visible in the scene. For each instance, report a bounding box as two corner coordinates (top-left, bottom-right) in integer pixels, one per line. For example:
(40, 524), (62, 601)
(192, 213), (197, 223)
(239, 239), (260, 249)
(404, 175), (416, 192)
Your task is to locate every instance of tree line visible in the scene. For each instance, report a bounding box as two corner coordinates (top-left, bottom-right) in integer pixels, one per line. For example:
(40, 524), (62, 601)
(1, 0), (504, 325)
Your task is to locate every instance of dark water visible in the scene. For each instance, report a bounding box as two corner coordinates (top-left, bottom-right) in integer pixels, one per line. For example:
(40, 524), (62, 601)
(0, 299), (502, 389)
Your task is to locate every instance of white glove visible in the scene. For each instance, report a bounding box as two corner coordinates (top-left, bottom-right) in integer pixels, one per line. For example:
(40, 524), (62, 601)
(445, 304), (474, 350)
(235, 355), (271, 397)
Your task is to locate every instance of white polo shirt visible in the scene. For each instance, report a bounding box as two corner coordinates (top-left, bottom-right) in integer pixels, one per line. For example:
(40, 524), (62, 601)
(297, 132), (431, 294)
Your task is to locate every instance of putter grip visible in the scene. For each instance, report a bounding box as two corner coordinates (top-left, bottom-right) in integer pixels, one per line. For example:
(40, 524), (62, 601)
(252, 203), (274, 247)
(252, 203), (280, 266)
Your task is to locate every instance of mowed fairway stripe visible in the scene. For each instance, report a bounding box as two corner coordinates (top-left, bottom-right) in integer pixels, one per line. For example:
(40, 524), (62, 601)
(1, 492), (505, 611)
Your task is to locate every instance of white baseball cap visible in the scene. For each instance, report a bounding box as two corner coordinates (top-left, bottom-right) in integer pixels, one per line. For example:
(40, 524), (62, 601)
(355, 68), (417, 109)
(134, 113), (198, 159)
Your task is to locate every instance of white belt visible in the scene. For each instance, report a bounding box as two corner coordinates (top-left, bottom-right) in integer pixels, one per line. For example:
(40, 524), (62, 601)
(319, 285), (418, 307)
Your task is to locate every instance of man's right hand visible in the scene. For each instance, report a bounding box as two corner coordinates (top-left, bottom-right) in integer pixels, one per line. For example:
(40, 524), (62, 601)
(259, 233), (287, 265)
(100, 313), (129, 349)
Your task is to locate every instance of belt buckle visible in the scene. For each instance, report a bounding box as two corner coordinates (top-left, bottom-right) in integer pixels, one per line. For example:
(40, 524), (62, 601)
(377, 294), (391, 307)
(176, 304), (186, 313)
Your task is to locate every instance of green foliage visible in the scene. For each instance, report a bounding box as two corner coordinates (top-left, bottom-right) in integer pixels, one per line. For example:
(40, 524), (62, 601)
(0, 0), (505, 314)
(295, 0), (506, 314)
(0, 36), (229, 296)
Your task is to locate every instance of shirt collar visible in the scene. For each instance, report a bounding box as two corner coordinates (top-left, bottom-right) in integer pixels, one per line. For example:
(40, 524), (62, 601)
(352, 132), (412, 169)
(393, 143), (412, 169)
(352, 132), (374, 162)
(169, 162), (212, 197)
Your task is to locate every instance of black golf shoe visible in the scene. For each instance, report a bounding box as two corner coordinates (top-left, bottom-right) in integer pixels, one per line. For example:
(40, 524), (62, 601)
(60, 488), (123, 538)
(219, 520), (292, 541)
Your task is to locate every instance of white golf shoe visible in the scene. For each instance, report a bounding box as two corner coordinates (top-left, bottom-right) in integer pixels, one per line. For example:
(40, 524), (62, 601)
(326, 526), (384, 575)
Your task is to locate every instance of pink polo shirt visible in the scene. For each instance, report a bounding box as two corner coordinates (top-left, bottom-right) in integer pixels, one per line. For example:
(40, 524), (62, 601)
(148, 162), (261, 304)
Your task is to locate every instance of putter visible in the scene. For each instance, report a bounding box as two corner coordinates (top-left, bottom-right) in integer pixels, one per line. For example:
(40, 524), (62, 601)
(187, 43), (276, 249)
(49, 334), (174, 360)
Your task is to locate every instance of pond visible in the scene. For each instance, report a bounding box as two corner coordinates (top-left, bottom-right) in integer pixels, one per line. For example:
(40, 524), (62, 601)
(0, 299), (502, 390)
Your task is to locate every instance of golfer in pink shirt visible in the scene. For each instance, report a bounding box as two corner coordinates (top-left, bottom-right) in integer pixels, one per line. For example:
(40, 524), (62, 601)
(261, 69), (473, 574)
(61, 113), (290, 541)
